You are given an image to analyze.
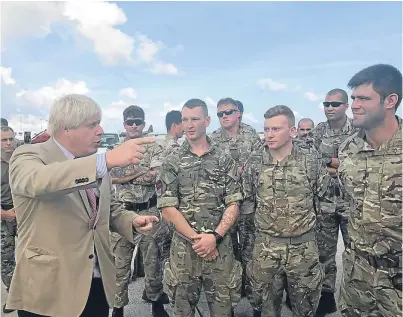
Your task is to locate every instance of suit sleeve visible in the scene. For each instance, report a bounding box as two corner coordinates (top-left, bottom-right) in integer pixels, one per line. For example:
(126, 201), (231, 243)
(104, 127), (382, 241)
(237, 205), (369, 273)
(10, 146), (98, 199)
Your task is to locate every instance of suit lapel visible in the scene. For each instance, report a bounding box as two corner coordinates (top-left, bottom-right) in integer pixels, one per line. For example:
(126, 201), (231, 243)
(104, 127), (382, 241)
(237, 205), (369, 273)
(41, 138), (93, 218)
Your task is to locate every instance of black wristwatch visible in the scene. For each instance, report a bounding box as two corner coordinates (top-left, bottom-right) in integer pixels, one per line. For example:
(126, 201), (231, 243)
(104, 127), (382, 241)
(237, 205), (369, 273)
(212, 231), (224, 245)
(324, 157), (332, 166)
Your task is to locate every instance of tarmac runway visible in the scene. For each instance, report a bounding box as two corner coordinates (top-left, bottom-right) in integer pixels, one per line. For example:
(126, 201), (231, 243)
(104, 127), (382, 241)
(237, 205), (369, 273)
(1, 233), (344, 317)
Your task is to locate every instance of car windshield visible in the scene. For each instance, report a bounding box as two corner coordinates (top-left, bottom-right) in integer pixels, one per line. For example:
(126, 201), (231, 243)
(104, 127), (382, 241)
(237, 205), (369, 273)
(99, 134), (119, 147)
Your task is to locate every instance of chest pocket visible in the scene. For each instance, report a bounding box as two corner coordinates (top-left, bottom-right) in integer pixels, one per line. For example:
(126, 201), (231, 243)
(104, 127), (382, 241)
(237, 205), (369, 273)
(257, 162), (311, 210)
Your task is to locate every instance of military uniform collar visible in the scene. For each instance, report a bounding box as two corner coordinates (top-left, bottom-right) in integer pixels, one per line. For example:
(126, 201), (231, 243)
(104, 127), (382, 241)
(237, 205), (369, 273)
(355, 116), (402, 152)
(1, 151), (11, 164)
(214, 122), (250, 140)
(325, 116), (353, 135)
(261, 142), (297, 166)
(182, 135), (216, 156)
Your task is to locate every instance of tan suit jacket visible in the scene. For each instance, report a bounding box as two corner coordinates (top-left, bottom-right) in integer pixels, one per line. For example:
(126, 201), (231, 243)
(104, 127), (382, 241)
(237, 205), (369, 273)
(6, 138), (138, 317)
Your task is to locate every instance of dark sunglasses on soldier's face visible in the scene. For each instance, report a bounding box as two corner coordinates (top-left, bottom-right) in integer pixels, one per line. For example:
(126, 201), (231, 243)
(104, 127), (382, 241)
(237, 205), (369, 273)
(124, 119), (144, 126)
(217, 109), (239, 118)
(323, 101), (345, 108)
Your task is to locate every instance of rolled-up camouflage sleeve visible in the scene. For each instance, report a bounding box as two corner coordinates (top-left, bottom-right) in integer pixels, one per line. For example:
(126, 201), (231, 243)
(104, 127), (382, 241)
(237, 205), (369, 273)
(156, 154), (179, 208)
(223, 156), (243, 206)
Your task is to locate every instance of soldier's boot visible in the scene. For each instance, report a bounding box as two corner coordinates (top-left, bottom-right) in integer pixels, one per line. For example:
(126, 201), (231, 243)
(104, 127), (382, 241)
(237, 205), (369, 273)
(253, 309), (262, 317)
(2, 304), (15, 314)
(142, 289), (152, 303)
(111, 307), (124, 317)
(151, 301), (169, 317)
(314, 292), (337, 317)
(142, 290), (170, 304)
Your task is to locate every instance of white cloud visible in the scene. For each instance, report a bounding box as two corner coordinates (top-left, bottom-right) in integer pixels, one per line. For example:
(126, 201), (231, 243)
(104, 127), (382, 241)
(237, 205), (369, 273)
(243, 112), (259, 123)
(120, 88), (137, 99)
(1, 2), (64, 45)
(257, 78), (287, 91)
(150, 63), (179, 75)
(136, 34), (164, 63)
(291, 109), (302, 119)
(304, 92), (324, 101)
(7, 114), (48, 135)
(16, 79), (89, 108)
(63, 1), (134, 65)
(0, 66), (16, 85)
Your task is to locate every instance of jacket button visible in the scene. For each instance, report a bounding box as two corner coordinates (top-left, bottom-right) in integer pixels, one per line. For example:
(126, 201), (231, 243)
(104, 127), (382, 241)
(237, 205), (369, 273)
(89, 254), (94, 259)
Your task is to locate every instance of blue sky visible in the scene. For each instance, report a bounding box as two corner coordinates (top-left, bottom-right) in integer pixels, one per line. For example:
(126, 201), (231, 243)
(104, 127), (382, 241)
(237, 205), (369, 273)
(1, 1), (402, 135)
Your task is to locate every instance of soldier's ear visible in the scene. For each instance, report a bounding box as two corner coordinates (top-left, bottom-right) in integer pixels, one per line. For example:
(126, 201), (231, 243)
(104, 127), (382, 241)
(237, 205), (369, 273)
(289, 126), (297, 136)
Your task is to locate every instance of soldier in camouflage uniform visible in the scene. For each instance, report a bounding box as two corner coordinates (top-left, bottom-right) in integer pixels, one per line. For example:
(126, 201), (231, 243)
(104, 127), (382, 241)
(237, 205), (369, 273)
(110, 106), (169, 317)
(157, 99), (243, 317)
(157, 110), (184, 265)
(243, 106), (329, 317)
(162, 110), (183, 156)
(297, 118), (315, 138)
(338, 64), (402, 317)
(308, 89), (356, 316)
(210, 97), (262, 298)
(1, 126), (17, 314)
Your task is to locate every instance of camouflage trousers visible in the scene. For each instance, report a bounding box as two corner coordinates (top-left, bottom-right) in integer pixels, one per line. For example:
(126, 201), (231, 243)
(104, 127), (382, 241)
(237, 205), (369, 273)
(1, 220), (17, 289)
(164, 233), (242, 317)
(246, 233), (324, 317)
(111, 206), (171, 307)
(339, 248), (402, 317)
(316, 199), (349, 293)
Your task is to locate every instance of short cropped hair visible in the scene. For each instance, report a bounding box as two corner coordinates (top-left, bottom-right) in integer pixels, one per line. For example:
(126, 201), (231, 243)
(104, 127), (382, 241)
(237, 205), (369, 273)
(298, 118), (314, 128)
(123, 105), (145, 121)
(1, 126), (14, 134)
(48, 94), (101, 136)
(1, 118), (8, 126)
(264, 105), (295, 127)
(182, 99), (209, 116)
(348, 64), (402, 110)
(217, 97), (238, 109)
(165, 110), (182, 132)
(235, 100), (244, 113)
(326, 88), (349, 104)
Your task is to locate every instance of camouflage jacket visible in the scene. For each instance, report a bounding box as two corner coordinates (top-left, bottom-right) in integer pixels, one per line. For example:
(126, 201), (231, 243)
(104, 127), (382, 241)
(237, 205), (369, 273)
(242, 141), (330, 237)
(156, 137), (243, 234)
(338, 116), (402, 257)
(210, 122), (262, 167)
(162, 135), (180, 156)
(310, 116), (356, 158)
(1, 154), (13, 209)
(110, 138), (164, 204)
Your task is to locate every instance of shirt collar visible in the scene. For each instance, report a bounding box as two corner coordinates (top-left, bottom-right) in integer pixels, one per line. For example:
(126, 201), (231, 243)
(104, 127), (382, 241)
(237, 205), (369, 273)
(53, 138), (75, 160)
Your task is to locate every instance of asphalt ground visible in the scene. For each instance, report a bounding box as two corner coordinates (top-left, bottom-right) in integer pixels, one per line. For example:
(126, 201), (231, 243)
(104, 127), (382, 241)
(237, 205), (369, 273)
(1, 232), (344, 317)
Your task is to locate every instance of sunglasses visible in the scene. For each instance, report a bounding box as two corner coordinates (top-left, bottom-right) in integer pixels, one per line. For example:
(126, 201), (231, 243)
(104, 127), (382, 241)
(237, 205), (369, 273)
(217, 109), (239, 118)
(323, 101), (345, 108)
(124, 119), (144, 126)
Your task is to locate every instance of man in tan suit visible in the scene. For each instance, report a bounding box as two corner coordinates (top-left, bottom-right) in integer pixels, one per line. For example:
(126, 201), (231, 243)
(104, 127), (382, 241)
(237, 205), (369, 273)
(5, 94), (158, 317)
